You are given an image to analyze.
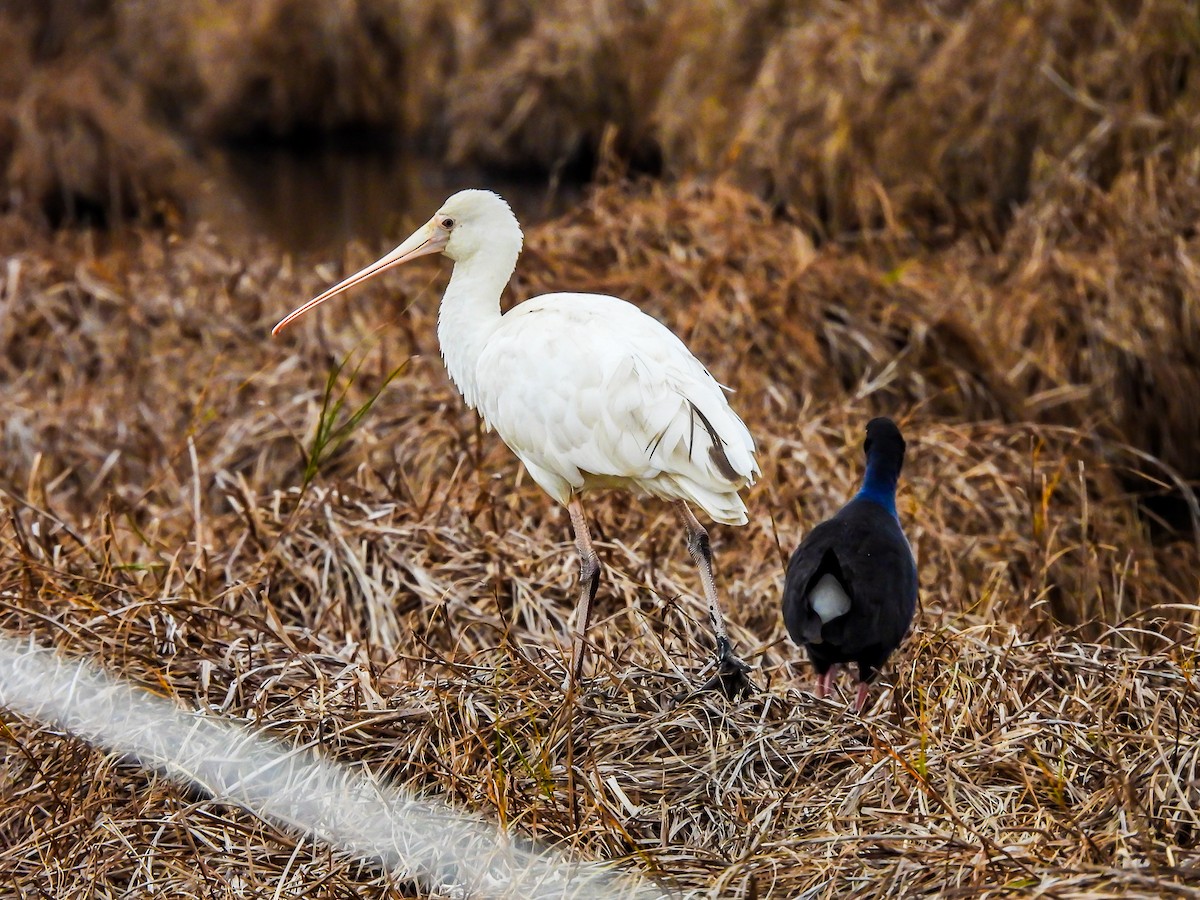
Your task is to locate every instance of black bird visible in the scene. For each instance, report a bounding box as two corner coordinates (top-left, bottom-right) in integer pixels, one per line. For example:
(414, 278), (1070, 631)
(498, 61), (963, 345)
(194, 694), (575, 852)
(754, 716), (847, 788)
(782, 418), (917, 711)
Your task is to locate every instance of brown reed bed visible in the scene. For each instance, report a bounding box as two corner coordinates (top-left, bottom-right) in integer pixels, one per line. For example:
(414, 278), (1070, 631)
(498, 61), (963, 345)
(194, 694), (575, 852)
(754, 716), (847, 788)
(6, 0), (1199, 235)
(1, 3), (1199, 894)
(1, 171), (1198, 895)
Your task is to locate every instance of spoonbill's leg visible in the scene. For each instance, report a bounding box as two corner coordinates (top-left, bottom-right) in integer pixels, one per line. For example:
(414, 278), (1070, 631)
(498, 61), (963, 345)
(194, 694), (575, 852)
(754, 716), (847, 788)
(674, 501), (753, 698)
(567, 495), (601, 687)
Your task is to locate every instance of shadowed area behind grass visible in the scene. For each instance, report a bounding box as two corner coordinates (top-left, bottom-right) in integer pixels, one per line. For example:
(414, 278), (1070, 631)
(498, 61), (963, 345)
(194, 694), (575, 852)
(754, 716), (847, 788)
(3, 0), (1198, 237)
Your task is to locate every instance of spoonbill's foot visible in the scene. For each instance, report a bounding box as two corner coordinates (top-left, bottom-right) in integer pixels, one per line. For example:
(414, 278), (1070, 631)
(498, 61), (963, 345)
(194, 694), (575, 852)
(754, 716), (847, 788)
(677, 637), (756, 701)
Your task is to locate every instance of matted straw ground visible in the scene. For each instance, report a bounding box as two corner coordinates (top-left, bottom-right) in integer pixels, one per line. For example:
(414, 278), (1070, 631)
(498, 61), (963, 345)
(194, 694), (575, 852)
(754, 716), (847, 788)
(1, 178), (1198, 896)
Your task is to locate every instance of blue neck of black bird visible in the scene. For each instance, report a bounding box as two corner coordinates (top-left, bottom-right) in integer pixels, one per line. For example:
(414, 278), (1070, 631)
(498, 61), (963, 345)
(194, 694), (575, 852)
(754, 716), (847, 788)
(855, 450), (901, 517)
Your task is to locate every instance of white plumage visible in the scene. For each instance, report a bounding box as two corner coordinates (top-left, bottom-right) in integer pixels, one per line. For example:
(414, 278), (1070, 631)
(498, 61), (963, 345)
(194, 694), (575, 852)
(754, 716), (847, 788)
(274, 189), (759, 695)
(477, 293), (757, 524)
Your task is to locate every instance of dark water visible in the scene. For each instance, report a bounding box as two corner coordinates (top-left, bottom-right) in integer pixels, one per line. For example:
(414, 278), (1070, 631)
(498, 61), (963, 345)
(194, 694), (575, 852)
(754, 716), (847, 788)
(198, 143), (575, 258)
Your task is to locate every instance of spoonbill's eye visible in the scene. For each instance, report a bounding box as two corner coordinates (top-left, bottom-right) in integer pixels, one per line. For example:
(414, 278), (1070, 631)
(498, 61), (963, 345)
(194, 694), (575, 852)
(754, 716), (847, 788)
(441, 217), (455, 228)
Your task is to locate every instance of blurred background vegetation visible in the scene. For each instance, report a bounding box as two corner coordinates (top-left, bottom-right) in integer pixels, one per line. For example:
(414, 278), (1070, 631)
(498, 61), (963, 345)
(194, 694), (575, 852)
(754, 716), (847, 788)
(5, 0), (1199, 239)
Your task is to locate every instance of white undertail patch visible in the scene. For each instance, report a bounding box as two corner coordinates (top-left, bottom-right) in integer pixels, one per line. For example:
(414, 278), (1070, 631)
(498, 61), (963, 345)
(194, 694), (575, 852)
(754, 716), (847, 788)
(811, 573), (851, 624)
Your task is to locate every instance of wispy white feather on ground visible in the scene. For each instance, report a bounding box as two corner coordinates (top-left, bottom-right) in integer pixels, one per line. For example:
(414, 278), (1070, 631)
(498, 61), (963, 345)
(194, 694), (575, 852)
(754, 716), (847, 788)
(0, 634), (661, 900)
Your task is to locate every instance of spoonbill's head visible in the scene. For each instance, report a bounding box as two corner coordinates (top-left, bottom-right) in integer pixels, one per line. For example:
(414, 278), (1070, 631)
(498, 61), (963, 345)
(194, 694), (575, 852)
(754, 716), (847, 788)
(272, 189), (523, 335)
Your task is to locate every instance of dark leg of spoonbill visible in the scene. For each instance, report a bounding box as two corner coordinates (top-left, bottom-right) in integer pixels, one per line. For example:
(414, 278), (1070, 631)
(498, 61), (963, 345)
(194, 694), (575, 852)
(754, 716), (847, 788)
(675, 501), (754, 699)
(567, 496), (601, 689)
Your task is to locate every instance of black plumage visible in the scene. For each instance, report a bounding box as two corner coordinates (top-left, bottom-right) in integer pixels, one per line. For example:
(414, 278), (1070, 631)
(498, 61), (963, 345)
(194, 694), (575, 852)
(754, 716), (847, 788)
(782, 417), (917, 711)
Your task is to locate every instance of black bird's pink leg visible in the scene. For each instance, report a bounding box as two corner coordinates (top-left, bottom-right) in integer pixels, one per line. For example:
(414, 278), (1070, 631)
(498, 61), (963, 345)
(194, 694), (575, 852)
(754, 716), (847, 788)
(817, 667), (837, 699)
(854, 682), (871, 712)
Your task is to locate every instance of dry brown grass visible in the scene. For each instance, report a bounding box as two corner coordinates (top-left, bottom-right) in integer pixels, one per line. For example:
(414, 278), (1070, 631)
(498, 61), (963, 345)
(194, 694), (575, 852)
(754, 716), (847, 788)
(1, 174), (1198, 895)
(1, 0), (1199, 895)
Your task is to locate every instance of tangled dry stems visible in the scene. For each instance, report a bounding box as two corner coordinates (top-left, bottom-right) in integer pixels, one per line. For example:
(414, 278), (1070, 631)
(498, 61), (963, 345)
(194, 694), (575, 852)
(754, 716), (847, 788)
(0, 174), (1198, 896)
(1, 1), (1199, 894)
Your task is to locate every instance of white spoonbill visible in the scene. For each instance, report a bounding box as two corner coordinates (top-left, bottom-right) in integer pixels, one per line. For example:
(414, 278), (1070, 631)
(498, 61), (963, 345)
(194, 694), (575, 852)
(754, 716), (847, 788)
(273, 190), (759, 696)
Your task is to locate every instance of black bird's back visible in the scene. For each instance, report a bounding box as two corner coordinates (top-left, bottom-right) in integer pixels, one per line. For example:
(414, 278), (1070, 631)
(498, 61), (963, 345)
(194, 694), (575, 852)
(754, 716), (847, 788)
(782, 495), (917, 683)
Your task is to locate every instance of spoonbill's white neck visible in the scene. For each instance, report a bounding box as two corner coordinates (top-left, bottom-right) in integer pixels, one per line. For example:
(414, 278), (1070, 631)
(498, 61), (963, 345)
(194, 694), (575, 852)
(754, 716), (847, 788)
(436, 236), (521, 410)
(269, 188), (527, 407)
